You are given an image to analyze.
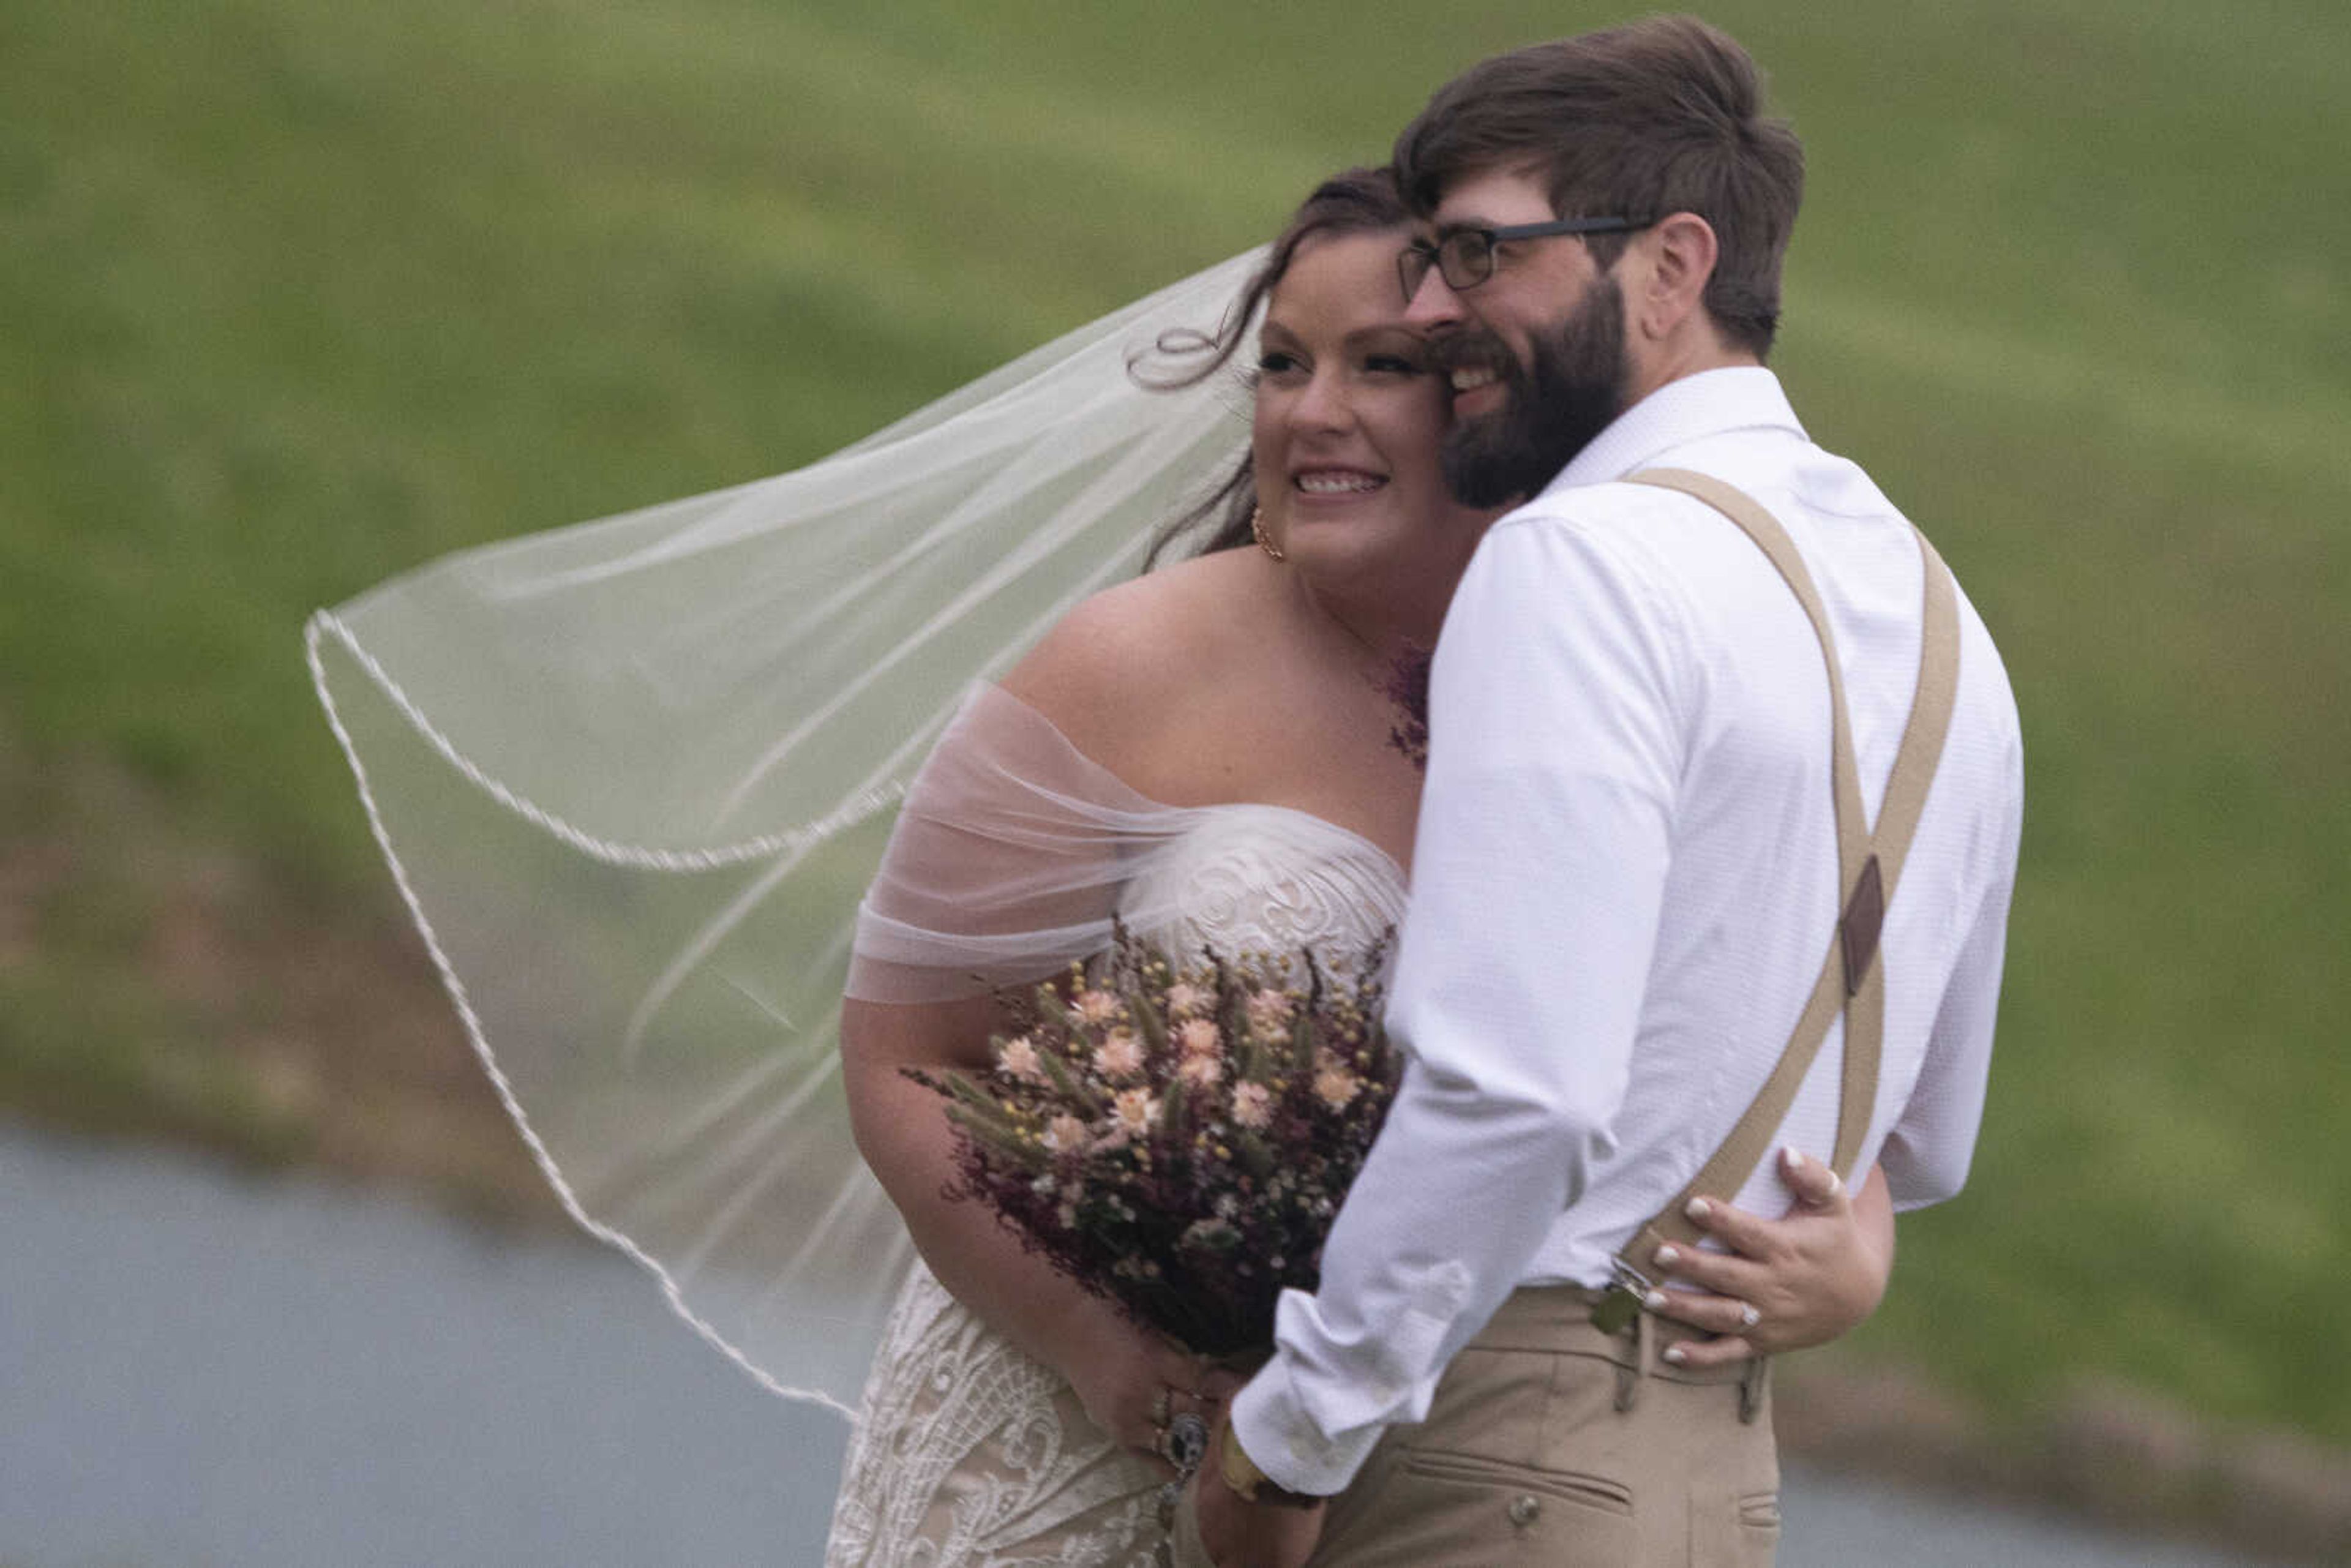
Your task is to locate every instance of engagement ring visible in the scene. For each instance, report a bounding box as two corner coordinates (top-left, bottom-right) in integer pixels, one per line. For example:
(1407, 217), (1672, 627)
(1160, 1411), (1210, 1476)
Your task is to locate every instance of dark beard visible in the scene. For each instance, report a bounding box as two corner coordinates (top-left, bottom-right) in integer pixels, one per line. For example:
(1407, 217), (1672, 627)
(1439, 276), (1630, 509)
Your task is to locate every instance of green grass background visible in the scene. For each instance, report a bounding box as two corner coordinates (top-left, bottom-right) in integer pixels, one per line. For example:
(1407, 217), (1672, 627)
(3, 0), (2345, 1452)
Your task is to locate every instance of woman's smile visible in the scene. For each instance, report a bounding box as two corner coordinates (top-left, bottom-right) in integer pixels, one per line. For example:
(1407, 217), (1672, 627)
(1292, 468), (1388, 499)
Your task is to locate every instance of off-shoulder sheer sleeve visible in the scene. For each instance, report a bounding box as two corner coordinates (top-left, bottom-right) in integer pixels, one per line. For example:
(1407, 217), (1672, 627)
(848, 683), (1195, 1003)
(852, 683), (1411, 1016)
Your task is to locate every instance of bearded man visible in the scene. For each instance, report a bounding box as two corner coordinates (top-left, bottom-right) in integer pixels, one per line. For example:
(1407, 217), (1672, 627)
(1185, 17), (2025, 1566)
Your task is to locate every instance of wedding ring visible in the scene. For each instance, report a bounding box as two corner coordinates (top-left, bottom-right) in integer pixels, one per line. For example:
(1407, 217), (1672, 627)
(1739, 1303), (1761, 1330)
(1160, 1411), (1210, 1476)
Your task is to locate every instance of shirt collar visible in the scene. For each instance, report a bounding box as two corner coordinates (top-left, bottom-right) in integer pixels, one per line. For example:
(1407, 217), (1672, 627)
(1542, 366), (1807, 497)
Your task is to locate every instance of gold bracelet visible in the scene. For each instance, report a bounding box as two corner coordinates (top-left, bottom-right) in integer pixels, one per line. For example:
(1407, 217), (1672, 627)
(1218, 1423), (1322, 1509)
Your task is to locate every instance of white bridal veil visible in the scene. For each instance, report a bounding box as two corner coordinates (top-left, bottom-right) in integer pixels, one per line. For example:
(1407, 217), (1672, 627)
(308, 249), (1264, 1416)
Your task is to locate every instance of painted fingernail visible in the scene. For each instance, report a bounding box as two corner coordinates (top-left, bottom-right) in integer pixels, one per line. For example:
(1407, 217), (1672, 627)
(1654, 1245), (1681, 1269)
(1782, 1147), (1805, 1173)
(1684, 1198), (1712, 1223)
(1644, 1290), (1668, 1311)
(1662, 1345), (1688, 1365)
(1740, 1304), (1761, 1329)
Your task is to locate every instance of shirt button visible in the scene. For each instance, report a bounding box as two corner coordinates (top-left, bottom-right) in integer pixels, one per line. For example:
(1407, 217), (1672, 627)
(1508, 1493), (1541, 1527)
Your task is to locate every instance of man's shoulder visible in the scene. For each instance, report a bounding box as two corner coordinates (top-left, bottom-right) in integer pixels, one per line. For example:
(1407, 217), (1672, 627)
(1488, 476), (1715, 570)
(1513, 435), (1927, 570)
(1503, 473), (1720, 535)
(1482, 470), (1783, 612)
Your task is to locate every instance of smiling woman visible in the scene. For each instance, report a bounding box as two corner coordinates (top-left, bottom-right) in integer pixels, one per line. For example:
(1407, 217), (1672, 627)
(827, 172), (1479, 1562)
(1249, 231), (1491, 617)
(299, 162), (1495, 1567)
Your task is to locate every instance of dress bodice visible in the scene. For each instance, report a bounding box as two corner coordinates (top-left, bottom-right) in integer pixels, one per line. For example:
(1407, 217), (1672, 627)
(1118, 803), (1409, 972)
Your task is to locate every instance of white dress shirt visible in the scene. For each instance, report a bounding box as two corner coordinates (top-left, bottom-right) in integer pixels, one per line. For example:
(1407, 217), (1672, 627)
(1229, 367), (2024, 1495)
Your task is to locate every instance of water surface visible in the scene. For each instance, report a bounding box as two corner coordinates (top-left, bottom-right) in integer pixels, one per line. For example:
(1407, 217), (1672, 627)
(0, 1127), (2283, 1566)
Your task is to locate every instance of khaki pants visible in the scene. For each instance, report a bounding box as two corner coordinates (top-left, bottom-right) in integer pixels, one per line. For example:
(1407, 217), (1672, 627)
(1174, 1286), (1778, 1567)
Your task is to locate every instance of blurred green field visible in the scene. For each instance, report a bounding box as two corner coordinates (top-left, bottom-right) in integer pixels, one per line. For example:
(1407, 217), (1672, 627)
(3, 0), (2346, 1468)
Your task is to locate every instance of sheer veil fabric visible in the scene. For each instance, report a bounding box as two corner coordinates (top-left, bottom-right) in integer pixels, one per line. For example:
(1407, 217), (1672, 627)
(307, 250), (1264, 1416)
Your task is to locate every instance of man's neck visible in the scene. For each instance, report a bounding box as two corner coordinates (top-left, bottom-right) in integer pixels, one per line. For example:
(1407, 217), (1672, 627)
(1618, 298), (1763, 405)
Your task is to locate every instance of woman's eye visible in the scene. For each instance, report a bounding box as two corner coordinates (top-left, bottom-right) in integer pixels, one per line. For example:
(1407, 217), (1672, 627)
(1256, 350), (1304, 376)
(1364, 353), (1425, 375)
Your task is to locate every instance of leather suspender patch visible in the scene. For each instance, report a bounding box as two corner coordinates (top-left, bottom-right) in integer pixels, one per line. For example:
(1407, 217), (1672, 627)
(1839, 853), (1885, 998)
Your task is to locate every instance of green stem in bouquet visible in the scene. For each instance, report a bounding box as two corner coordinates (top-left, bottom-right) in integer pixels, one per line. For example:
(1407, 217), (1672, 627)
(1031, 1036), (1106, 1117)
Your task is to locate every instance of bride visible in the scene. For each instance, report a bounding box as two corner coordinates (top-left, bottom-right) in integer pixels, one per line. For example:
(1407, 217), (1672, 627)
(307, 168), (1894, 1568)
(826, 169), (1894, 1566)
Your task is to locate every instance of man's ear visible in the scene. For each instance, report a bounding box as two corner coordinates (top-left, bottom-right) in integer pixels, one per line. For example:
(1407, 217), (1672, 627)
(1630, 212), (1719, 343)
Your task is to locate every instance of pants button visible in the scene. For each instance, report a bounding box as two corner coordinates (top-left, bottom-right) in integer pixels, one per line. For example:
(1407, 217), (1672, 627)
(1507, 1493), (1541, 1527)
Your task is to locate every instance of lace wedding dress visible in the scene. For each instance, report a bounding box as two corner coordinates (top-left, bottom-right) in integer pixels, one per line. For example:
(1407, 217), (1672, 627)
(825, 798), (1408, 1567)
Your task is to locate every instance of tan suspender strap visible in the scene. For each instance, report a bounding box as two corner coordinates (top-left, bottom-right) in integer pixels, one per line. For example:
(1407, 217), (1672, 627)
(1615, 469), (1960, 1266)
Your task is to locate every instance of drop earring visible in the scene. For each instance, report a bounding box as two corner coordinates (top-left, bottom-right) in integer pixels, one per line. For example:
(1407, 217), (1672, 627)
(1251, 506), (1284, 562)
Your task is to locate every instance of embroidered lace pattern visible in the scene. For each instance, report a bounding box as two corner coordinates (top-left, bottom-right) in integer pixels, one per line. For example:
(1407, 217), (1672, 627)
(825, 1260), (1166, 1567)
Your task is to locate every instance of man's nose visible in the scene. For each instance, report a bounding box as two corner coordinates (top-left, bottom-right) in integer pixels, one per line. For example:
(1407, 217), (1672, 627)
(1403, 266), (1466, 330)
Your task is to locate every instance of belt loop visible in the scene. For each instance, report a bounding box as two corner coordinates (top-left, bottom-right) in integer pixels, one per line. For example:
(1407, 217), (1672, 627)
(1738, 1353), (1771, 1425)
(1614, 1308), (1649, 1413)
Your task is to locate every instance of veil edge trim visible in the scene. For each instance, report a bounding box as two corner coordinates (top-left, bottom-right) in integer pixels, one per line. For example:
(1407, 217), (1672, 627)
(305, 611), (910, 871)
(305, 609), (867, 1424)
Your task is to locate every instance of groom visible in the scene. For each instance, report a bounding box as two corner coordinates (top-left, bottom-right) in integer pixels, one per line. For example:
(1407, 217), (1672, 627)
(1186, 17), (2023, 1567)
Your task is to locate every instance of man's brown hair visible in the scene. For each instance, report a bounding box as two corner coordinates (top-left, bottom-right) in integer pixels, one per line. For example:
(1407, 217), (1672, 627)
(1392, 16), (1803, 358)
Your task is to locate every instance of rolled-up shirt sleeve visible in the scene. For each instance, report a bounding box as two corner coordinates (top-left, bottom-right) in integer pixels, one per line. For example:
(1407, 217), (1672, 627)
(1229, 512), (1692, 1493)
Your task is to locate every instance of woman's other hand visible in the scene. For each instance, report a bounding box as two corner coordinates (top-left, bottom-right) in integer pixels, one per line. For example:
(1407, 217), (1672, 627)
(1056, 1295), (1246, 1463)
(1643, 1148), (1894, 1368)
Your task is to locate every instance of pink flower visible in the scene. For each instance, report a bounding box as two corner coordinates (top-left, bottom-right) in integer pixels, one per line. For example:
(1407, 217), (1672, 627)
(1176, 1018), (1223, 1058)
(1246, 988), (1296, 1038)
(1230, 1081), (1273, 1130)
(996, 1036), (1044, 1083)
(1092, 1029), (1145, 1080)
(1043, 1114), (1089, 1155)
(1072, 989), (1120, 1027)
(1113, 1086), (1161, 1136)
(1314, 1060), (1362, 1110)
(1178, 1052), (1224, 1090)
(1164, 981), (1212, 1018)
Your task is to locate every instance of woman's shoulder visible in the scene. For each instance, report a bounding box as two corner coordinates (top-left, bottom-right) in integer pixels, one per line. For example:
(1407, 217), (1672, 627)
(999, 549), (1265, 770)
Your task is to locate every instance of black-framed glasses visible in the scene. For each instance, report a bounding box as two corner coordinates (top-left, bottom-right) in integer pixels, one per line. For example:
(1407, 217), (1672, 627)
(1397, 216), (1652, 303)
